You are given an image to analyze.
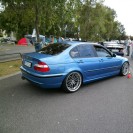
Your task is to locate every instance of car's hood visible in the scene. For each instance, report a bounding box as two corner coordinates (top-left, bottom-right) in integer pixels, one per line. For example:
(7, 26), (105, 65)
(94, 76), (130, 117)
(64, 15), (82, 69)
(116, 55), (128, 61)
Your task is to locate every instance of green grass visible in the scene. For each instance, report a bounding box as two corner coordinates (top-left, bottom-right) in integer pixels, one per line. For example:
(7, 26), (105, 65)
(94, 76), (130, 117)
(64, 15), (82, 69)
(0, 59), (22, 77)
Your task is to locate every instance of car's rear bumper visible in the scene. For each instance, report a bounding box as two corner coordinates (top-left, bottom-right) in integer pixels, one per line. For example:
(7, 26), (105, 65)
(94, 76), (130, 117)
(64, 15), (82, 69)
(20, 66), (65, 89)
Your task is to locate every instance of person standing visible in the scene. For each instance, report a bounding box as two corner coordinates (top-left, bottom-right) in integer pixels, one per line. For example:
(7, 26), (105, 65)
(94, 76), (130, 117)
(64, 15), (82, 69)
(50, 36), (54, 44)
(125, 37), (131, 56)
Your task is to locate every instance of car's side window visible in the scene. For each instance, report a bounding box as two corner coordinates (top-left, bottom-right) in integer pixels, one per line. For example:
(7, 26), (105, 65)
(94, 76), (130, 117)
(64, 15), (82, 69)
(70, 47), (80, 58)
(78, 45), (95, 58)
(94, 46), (112, 57)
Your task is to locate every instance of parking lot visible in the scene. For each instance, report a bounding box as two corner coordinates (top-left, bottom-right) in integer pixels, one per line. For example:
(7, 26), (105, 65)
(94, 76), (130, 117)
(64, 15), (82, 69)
(0, 44), (133, 133)
(0, 54), (133, 133)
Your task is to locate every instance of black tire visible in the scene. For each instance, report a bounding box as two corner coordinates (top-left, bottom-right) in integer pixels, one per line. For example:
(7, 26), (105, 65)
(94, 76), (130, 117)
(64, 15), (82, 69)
(62, 72), (82, 93)
(120, 62), (129, 76)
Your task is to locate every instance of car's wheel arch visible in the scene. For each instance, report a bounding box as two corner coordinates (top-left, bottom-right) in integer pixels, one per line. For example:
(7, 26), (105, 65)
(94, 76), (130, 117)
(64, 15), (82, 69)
(66, 70), (83, 80)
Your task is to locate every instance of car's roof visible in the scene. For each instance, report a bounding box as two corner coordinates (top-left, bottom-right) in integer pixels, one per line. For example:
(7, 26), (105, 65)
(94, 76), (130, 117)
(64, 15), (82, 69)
(62, 41), (98, 46)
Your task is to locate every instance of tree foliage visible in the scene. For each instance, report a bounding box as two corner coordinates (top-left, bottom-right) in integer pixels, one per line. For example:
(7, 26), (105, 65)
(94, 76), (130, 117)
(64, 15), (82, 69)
(79, 1), (126, 41)
(0, 0), (126, 41)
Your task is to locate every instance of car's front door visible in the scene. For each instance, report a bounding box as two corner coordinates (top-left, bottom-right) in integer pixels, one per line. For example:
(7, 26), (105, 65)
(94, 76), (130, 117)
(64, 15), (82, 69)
(94, 45), (122, 77)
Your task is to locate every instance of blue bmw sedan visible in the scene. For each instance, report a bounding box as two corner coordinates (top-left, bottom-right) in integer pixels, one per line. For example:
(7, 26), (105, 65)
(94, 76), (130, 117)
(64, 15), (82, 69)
(20, 41), (129, 92)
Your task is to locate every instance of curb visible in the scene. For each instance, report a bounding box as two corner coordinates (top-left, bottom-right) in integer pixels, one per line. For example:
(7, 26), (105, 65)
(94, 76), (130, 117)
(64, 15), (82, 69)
(0, 53), (22, 63)
(0, 71), (21, 80)
(0, 57), (21, 63)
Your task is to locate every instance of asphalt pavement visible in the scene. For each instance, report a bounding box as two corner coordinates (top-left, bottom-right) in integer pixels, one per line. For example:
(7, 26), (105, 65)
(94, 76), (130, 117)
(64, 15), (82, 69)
(0, 44), (133, 133)
(0, 73), (133, 133)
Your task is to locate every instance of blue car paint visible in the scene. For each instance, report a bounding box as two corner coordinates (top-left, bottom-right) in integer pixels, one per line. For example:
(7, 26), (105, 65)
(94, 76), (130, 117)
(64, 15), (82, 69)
(20, 42), (129, 89)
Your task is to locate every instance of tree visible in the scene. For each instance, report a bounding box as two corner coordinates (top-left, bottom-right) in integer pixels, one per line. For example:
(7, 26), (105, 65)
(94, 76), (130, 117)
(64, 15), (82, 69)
(0, 0), (126, 42)
(0, 0), (66, 41)
(79, 1), (106, 41)
(79, 1), (126, 41)
(0, 0), (34, 39)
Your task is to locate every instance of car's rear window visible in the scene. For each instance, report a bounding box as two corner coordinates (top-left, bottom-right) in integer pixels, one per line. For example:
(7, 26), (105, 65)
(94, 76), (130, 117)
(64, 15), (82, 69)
(38, 43), (70, 55)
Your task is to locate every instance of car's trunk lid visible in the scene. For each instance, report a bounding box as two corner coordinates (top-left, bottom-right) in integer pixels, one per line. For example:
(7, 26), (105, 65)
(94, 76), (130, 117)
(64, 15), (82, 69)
(22, 52), (53, 72)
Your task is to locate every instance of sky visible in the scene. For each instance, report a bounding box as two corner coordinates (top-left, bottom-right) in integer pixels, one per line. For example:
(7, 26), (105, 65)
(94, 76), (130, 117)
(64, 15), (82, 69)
(104, 0), (133, 36)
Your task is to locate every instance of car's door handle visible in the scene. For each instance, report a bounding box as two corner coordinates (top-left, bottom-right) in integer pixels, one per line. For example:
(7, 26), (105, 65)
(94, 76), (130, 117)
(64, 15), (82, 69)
(77, 60), (83, 63)
(99, 59), (103, 62)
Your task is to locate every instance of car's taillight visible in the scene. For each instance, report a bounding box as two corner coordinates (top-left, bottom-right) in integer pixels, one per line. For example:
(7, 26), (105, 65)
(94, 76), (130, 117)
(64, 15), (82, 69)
(34, 62), (50, 72)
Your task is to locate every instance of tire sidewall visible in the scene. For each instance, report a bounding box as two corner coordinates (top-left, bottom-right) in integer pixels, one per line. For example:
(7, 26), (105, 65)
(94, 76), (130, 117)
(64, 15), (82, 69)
(120, 62), (129, 76)
(62, 71), (82, 93)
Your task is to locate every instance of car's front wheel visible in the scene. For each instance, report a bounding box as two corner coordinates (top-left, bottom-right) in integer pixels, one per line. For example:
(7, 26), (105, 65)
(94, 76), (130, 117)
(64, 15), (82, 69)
(62, 72), (82, 93)
(120, 62), (129, 76)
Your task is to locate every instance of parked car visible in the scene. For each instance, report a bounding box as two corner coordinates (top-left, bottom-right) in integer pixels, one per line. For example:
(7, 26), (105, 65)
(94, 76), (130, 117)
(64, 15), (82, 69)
(103, 42), (125, 56)
(20, 41), (129, 93)
(0, 37), (17, 44)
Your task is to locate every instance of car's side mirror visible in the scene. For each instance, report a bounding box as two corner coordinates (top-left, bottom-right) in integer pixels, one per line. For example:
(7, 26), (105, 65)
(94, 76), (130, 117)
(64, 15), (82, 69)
(112, 53), (116, 57)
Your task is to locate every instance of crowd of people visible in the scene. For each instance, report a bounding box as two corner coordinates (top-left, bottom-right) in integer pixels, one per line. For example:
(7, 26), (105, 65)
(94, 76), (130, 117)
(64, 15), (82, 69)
(30, 35), (64, 46)
(28, 29), (64, 46)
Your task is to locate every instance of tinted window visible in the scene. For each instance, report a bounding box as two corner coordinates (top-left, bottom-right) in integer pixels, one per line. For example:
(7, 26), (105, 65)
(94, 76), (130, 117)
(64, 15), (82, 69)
(94, 46), (111, 57)
(39, 43), (70, 55)
(78, 45), (95, 57)
(70, 47), (80, 58)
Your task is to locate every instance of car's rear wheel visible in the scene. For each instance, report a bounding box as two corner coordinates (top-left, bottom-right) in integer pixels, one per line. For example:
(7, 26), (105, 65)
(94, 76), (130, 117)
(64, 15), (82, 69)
(62, 72), (82, 93)
(120, 62), (129, 76)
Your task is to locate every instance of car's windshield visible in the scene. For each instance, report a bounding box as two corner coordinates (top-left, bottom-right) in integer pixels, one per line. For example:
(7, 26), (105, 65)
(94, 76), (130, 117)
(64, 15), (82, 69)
(38, 43), (70, 55)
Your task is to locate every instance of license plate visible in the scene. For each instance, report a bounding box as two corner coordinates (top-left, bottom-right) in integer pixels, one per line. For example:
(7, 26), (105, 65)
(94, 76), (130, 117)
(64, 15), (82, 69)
(24, 61), (31, 67)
